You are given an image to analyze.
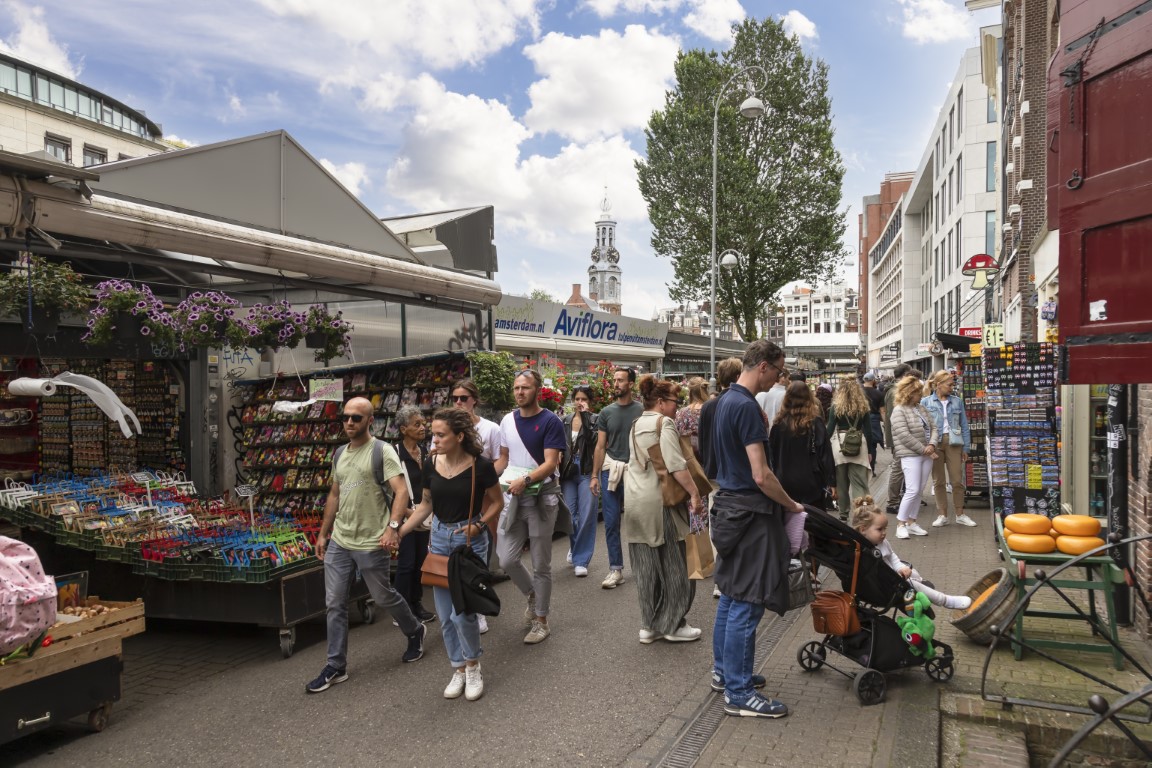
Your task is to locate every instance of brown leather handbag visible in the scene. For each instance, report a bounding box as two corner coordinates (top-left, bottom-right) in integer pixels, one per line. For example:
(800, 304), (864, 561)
(420, 457), (476, 589)
(810, 541), (861, 636)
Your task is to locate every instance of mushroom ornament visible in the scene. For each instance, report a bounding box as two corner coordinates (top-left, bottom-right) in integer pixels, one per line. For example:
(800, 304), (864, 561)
(962, 253), (1000, 290)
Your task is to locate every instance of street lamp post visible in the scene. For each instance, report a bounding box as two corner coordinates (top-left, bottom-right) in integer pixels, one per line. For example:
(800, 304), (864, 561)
(710, 65), (767, 391)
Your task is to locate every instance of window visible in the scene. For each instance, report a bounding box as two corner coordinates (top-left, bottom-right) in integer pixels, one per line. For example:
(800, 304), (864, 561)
(0, 60), (15, 92)
(948, 107), (955, 153)
(787, 317), (793, 326)
(935, 139), (941, 172)
(43, 134), (71, 163)
(934, 192), (940, 232)
(986, 142), (996, 192)
(947, 291), (953, 332)
(956, 154), (963, 201)
(955, 286), (962, 329)
(82, 145), (106, 167)
(955, 220), (963, 269)
(985, 211), (996, 255)
(948, 171), (954, 215)
(987, 94), (996, 122)
(947, 231), (953, 275)
(957, 87), (963, 136)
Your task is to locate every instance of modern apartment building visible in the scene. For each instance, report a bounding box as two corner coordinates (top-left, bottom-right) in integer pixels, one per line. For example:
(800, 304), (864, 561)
(858, 172), (913, 343)
(867, 30), (1002, 370)
(0, 53), (168, 165)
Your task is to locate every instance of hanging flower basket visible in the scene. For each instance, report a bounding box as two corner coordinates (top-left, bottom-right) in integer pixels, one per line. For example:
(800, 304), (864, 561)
(0, 254), (90, 331)
(83, 280), (177, 348)
(244, 301), (306, 351)
(171, 290), (249, 350)
(301, 304), (353, 364)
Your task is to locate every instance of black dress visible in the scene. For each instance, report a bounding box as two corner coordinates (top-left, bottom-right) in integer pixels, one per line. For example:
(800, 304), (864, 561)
(767, 418), (835, 508)
(394, 440), (429, 613)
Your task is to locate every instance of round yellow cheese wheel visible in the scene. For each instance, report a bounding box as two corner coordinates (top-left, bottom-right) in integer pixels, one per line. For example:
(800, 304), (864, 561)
(1051, 515), (1101, 537)
(1006, 532), (1057, 553)
(1055, 535), (1106, 556)
(1004, 513), (1052, 535)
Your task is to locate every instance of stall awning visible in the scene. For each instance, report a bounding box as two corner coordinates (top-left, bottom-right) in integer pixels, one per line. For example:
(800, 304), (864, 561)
(496, 333), (664, 360)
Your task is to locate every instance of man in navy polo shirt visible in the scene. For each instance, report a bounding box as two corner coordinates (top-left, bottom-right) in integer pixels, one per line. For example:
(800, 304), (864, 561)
(709, 340), (805, 719)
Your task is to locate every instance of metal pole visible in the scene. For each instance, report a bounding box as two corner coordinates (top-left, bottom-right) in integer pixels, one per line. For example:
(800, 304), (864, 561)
(710, 96), (719, 393)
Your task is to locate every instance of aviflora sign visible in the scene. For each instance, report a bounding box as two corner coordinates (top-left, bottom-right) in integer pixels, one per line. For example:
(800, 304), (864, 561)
(493, 295), (668, 348)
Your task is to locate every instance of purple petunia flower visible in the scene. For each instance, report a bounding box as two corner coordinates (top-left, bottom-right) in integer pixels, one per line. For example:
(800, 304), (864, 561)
(140, 326), (151, 336)
(199, 324), (209, 333)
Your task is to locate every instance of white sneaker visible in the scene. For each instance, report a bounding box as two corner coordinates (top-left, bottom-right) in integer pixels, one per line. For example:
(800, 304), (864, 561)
(464, 663), (484, 701)
(639, 628), (660, 644)
(946, 483), (953, 493)
(956, 514), (977, 527)
(907, 521), (929, 536)
(896, 523), (910, 540)
(478, 615), (489, 634)
(524, 619), (550, 644)
(444, 669), (466, 699)
(931, 515), (950, 528)
(574, 565), (588, 577)
(601, 570), (624, 589)
(713, 585), (722, 599)
(664, 624), (703, 642)
(566, 550), (573, 565)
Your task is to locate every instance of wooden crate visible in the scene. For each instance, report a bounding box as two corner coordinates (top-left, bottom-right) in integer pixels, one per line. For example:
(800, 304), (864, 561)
(50, 598), (146, 646)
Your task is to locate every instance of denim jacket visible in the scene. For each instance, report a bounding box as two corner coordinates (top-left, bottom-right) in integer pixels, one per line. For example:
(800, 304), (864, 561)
(920, 393), (971, 451)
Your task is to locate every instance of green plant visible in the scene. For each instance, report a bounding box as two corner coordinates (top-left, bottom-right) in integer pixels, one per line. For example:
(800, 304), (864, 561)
(83, 279), (177, 347)
(301, 304), (352, 364)
(466, 350), (518, 412)
(0, 254), (89, 319)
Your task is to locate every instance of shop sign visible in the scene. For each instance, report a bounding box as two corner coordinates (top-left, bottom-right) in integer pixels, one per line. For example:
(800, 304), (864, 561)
(916, 343), (933, 356)
(958, 327), (983, 338)
(982, 323), (1005, 348)
(309, 378), (343, 402)
(494, 295), (668, 348)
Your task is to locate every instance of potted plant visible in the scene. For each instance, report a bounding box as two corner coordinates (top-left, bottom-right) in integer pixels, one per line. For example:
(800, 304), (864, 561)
(301, 304), (352, 364)
(465, 350), (518, 413)
(82, 280), (177, 347)
(0, 254), (90, 333)
(171, 290), (249, 350)
(244, 301), (305, 351)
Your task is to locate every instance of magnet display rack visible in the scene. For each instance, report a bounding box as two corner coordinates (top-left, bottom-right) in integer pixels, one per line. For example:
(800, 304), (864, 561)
(135, 361), (186, 474)
(70, 359), (106, 475)
(0, 358), (42, 483)
(956, 352), (989, 494)
(1086, 384), (1109, 515)
(105, 359), (137, 469)
(235, 353), (469, 517)
(38, 358), (71, 475)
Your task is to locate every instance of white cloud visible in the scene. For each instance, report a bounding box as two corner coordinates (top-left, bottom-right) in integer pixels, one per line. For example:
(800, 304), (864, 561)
(584, 0), (685, 16)
(0, 1), (80, 78)
(523, 25), (679, 142)
(780, 10), (818, 42)
(320, 159), (370, 198)
(228, 93), (245, 117)
(683, 0), (744, 42)
(258, 0), (541, 70)
(895, 0), (972, 44)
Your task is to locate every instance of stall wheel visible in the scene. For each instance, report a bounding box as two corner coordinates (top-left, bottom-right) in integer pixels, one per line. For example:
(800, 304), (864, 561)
(359, 598), (376, 625)
(87, 703), (112, 732)
(853, 669), (886, 705)
(279, 627), (296, 659)
(924, 656), (955, 682)
(797, 641), (826, 672)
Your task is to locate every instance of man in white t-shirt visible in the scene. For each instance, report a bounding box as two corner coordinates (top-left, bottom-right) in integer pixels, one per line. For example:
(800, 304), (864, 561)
(755, 381), (787, 432)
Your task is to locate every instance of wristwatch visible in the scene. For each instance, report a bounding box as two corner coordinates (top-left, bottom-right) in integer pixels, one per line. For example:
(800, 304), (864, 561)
(388, 520), (401, 530)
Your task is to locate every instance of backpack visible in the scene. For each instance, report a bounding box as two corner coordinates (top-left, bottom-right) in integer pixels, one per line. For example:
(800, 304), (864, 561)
(0, 536), (57, 656)
(332, 438), (396, 507)
(836, 410), (864, 457)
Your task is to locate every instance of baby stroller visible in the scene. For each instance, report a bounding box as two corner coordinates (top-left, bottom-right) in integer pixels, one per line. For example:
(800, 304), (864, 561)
(796, 508), (955, 704)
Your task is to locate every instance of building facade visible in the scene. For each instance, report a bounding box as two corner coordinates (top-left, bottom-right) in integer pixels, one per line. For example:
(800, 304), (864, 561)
(858, 172), (913, 344)
(0, 52), (168, 164)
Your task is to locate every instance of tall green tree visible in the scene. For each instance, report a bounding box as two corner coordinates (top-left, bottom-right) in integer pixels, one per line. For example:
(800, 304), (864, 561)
(637, 18), (847, 341)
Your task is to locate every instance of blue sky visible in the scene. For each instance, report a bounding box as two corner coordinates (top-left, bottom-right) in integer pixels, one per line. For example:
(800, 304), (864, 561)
(0, 0), (997, 318)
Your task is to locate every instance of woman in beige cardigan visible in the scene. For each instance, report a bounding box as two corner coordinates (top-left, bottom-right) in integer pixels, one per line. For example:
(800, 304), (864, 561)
(624, 375), (704, 644)
(890, 376), (939, 540)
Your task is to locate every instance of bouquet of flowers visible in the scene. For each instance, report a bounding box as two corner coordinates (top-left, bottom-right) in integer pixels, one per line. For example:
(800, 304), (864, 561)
(302, 304), (353, 364)
(171, 290), (248, 350)
(244, 301), (306, 350)
(83, 280), (178, 347)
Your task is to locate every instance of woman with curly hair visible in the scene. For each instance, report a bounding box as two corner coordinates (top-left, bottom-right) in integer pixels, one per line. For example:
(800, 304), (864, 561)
(826, 375), (871, 520)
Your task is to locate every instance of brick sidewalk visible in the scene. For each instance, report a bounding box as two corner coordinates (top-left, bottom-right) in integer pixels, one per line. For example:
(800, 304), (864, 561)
(692, 448), (1152, 767)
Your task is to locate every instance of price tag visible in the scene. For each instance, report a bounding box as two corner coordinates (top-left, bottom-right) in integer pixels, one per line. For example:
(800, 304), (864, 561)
(234, 485), (258, 498)
(310, 378), (343, 402)
(131, 472), (153, 484)
(1026, 464), (1043, 490)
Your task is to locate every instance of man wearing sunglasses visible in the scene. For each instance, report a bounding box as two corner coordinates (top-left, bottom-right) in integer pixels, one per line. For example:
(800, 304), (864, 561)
(307, 396), (427, 694)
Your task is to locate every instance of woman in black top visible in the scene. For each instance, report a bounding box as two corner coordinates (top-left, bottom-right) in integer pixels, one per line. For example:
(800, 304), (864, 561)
(397, 407), (503, 702)
(393, 406), (433, 622)
(769, 382), (836, 511)
(561, 385), (598, 575)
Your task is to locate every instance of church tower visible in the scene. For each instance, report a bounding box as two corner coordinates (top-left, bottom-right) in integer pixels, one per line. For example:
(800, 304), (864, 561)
(587, 189), (622, 315)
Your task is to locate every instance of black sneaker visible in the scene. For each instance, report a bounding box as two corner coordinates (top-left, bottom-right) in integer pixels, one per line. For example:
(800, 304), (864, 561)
(724, 693), (789, 718)
(305, 664), (348, 693)
(413, 604), (436, 623)
(403, 622), (427, 663)
(711, 671), (767, 692)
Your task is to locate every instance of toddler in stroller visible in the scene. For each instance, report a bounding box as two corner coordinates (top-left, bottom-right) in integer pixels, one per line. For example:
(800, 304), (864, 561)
(797, 503), (955, 704)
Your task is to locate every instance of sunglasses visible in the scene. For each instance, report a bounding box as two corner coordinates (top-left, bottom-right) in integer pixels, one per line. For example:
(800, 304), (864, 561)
(451, 395), (473, 402)
(341, 413), (365, 423)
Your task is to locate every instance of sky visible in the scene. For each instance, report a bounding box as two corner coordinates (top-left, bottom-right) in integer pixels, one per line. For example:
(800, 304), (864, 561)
(0, 0), (998, 319)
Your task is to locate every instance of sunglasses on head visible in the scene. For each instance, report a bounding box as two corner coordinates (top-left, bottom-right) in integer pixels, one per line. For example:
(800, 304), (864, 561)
(341, 413), (365, 423)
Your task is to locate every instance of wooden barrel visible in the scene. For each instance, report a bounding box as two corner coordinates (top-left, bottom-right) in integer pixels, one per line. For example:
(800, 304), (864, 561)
(950, 568), (1015, 645)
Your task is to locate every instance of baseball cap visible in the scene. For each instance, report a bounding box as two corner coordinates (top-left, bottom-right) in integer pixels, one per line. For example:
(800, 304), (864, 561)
(863, 372), (876, 382)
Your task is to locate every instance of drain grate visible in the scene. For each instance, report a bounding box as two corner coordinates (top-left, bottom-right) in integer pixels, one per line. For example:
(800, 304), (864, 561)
(653, 605), (802, 767)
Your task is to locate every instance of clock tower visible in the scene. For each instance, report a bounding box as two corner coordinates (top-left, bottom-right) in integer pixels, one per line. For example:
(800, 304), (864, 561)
(587, 190), (622, 315)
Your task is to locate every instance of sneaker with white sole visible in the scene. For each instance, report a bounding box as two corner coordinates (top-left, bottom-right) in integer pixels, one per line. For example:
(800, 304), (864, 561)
(601, 570), (624, 589)
(524, 619), (550, 644)
(305, 664), (348, 693)
(896, 523), (910, 540)
(402, 623), (426, 663)
(574, 565), (588, 577)
(711, 671), (767, 692)
(523, 592), (536, 628)
(713, 585), (722, 598)
(907, 521), (929, 536)
(724, 693), (789, 718)
(444, 669), (466, 699)
(955, 514), (977, 527)
(664, 624), (702, 642)
(566, 550), (573, 565)
(639, 628), (659, 644)
(931, 515), (950, 527)
(465, 663), (484, 701)
(478, 615), (489, 634)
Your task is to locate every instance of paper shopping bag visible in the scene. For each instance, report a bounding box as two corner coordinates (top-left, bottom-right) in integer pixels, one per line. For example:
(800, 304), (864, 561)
(684, 530), (715, 580)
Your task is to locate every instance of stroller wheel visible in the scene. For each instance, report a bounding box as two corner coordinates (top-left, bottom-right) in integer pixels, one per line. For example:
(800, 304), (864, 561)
(924, 656), (954, 682)
(797, 641), (826, 671)
(853, 669), (886, 705)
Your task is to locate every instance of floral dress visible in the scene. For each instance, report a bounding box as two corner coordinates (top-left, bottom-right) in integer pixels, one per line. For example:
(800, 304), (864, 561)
(675, 404), (703, 464)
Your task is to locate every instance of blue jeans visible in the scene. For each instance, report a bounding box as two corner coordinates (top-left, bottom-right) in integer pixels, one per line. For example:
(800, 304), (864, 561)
(599, 469), (624, 570)
(562, 459), (596, 568)
(712, 594), (766, 703)
(324, 540), (419, 672)
(430, 518), (489, 668)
